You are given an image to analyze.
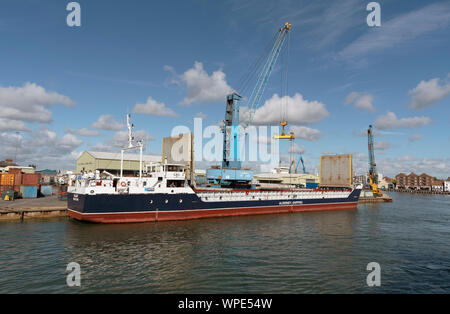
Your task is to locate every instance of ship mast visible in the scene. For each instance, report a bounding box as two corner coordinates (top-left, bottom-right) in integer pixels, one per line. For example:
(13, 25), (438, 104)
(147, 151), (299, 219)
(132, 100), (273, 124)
(120, 114), (144, 181)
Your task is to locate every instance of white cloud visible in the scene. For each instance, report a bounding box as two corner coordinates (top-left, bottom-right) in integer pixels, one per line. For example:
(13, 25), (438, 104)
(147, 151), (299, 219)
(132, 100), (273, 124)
(287, 143), (306, 155)
(91, 115), (124, 131)
(195, 112), (207, 120)
(0, 118), (30, 132)
(339, 2), (450, 59)
(89, 129), (154, 153)
(0, 127), (82, 170)
(377, 156), (449, 178)
(66, 128), (100, 137)
(168, 61), (233, 105)
(133, 97), (177, 117)
(0, 82), (74, 123)
(352, 153), (449, 178)
(409, 76), (450, 109)
(241, 93), (329, 125)
(111, 130), (154, 146)
(409, 134), (422, 142)
(374, 111), (432, 130)
(345, 92), (375, 111)
(374, 141), (390, 150)
(289, 125), (321, 141)
(58, 133), (83, 150)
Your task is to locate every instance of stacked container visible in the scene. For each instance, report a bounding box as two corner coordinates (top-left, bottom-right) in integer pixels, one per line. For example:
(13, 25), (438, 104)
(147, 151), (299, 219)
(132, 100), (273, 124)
(58, 185), (68, 201)
(20, 172), (39, 198)
(0, 173), (15, 196)
(20, 185), (38, 198)
(40, 185), (53, 196)
(8, 168), (22, 194)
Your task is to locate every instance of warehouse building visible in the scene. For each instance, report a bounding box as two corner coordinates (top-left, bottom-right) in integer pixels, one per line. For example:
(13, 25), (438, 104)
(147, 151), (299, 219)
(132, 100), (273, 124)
(76, 151), (161, 175)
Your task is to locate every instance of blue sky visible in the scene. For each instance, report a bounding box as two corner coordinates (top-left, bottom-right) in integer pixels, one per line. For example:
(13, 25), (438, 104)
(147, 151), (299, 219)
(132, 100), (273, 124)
(0, 0), (449, 178)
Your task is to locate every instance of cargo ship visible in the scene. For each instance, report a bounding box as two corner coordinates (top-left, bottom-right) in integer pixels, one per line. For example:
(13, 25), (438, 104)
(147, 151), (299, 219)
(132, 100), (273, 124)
(67, 118), (362, 223)
(67, 163), (362, 223)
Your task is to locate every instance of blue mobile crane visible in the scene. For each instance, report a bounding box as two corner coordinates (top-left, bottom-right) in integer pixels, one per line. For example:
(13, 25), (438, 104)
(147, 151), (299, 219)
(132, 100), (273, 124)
(206, 23), (292, 187)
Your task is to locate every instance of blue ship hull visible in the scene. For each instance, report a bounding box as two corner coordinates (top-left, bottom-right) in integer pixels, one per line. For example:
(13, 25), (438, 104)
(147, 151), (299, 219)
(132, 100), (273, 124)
(68, 188), (361, 223)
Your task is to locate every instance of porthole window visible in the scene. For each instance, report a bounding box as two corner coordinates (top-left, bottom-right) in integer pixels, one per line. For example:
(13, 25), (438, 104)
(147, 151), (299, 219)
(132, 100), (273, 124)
(179, 199), (183, 203)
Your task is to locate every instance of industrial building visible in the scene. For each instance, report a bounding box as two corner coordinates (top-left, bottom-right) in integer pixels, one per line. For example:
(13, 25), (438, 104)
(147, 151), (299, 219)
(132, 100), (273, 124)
(395, 172), (445, 191)
(378, 177), (394, 190)
(76, 151), (161, 175)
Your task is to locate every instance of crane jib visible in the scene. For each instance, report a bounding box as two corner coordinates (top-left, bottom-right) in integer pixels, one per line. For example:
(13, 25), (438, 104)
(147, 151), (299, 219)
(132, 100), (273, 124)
(206, 23), (291, 188)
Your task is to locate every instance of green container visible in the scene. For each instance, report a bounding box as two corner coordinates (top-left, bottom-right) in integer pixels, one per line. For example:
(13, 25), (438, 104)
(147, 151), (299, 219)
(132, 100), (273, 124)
(20, 185), (38, 198)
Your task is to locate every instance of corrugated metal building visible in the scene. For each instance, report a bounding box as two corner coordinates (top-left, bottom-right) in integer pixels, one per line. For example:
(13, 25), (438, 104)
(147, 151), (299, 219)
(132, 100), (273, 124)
(76, 151), (161, 175)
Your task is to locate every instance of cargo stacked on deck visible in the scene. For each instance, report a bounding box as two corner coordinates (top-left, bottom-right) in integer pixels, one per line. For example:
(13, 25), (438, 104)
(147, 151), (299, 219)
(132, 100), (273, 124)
(319, 154), (353, 188)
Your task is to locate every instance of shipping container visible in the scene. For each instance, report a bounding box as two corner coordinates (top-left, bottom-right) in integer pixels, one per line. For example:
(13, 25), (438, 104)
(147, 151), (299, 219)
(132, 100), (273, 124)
(40, 185), (53, 196)
(13, 173), (22, 190)
(8, 168), (22, 174)
(0, 185), (11, 194)
(59, 192), (68, 201)
(20, 185), (38, 198)
(306, 182), (319, 189)
(22, 173), (39, 186)
(0, 173), (14, 186)
(319, 154), (353, 188)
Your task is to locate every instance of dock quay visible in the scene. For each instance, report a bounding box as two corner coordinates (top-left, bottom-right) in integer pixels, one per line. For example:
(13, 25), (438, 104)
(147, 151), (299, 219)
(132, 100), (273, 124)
(386, 189), (449, 195)
(0, 195), (67, 221)
(358, 192), (393, 204)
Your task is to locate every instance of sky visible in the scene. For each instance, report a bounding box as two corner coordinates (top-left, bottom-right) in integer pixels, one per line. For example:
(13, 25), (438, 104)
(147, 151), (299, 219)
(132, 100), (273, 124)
(0, 0), (449, 178)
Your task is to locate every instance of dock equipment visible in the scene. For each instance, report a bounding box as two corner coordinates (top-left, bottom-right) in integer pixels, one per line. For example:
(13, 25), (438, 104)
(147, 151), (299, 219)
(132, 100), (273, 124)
(207, 23), (292, 187)
(289, 155), (306, 174)
(367, 125), (381, 196)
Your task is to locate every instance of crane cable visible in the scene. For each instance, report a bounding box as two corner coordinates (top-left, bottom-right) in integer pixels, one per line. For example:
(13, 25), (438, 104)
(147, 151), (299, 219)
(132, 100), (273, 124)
(237, 31), (279, 109)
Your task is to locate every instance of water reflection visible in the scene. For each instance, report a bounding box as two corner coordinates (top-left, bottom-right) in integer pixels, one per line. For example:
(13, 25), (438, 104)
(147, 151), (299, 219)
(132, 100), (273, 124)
(1, 192), (449, 293)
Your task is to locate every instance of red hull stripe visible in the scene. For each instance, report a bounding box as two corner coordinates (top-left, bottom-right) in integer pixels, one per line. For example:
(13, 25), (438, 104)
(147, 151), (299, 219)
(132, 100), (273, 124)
(68, 202), (358, 224)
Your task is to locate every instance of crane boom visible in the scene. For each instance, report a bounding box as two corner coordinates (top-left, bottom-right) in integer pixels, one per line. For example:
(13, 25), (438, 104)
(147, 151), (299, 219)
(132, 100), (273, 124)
(367, 125), (380, 195)
(207, 23), (291, 187)
(247, 22), (291, 126)
(297, 155), (306, 174)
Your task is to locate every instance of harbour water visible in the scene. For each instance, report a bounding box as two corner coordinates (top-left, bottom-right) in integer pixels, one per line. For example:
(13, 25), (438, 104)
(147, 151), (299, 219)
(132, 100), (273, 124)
(0, 192), (449, 293)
